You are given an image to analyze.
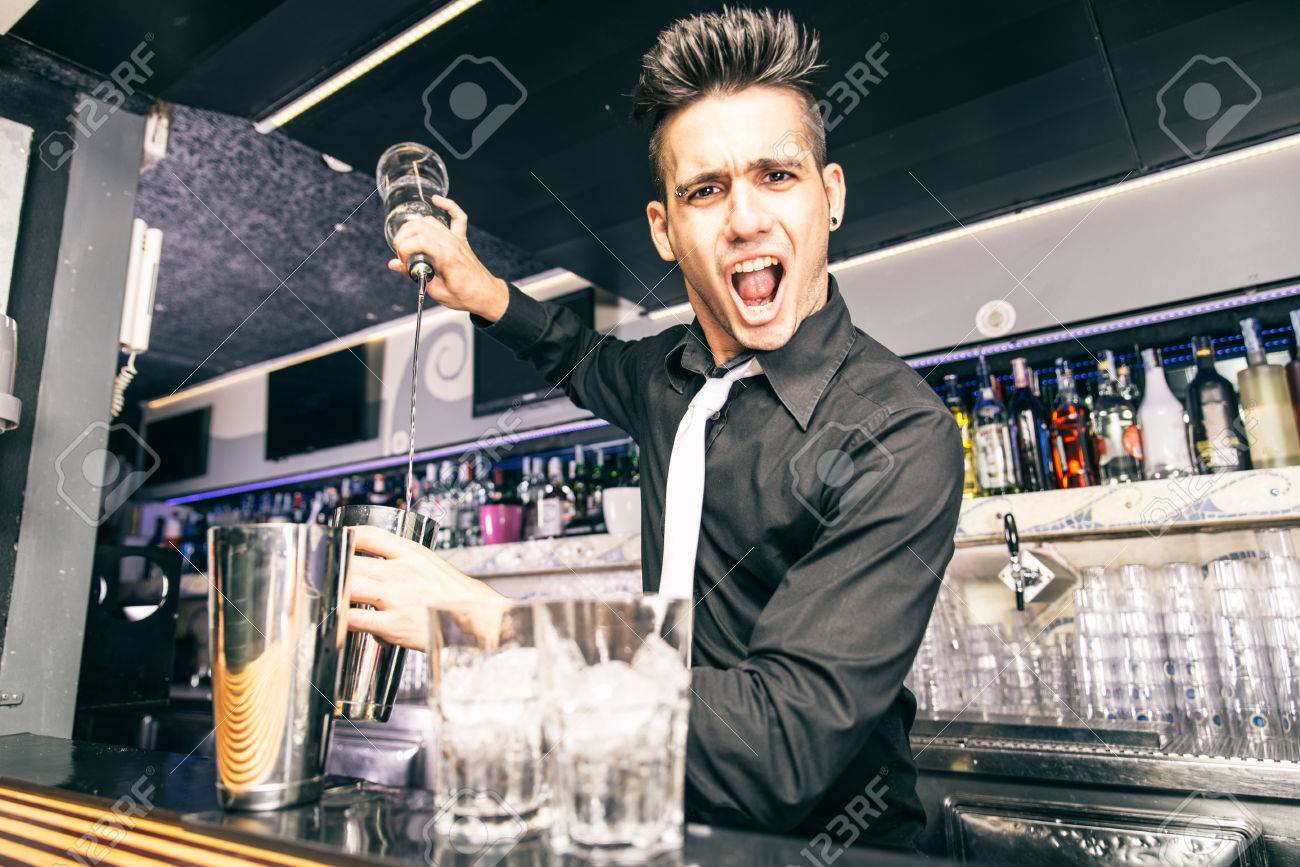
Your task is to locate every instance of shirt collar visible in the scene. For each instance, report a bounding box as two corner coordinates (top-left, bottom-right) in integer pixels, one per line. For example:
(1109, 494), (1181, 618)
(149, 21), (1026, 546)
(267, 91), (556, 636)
(662, 275), (857, 430)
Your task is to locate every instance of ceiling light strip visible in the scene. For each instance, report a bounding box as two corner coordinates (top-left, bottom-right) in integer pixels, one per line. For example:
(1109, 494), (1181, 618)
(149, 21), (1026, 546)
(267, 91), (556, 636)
(164, 417), (611, 505)
(253, 0), (486, 133)
(829, 130), (1300, 273)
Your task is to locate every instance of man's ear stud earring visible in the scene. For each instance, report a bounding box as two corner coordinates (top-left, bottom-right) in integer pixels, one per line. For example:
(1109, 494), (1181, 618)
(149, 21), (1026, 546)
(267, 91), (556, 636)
(830, 216), (839, 227)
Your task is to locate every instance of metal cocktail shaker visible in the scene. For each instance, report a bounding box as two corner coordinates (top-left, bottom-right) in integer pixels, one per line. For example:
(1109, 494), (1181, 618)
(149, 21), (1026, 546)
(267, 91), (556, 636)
(207, 523), (353, 811)
(330, 505), (438, 722)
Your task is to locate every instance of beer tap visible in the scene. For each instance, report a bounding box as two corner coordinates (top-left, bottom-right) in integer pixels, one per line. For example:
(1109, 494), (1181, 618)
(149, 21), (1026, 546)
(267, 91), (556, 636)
(1003, 512), (1042, 611)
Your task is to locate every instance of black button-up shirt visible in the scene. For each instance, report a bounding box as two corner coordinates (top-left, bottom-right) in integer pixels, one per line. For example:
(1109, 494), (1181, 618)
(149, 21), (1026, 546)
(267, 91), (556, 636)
(476, 276), (963, 847)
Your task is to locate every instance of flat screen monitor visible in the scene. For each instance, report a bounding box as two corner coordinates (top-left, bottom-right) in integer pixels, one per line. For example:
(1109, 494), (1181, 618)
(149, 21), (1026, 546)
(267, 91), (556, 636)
(265, 342), (384, 460)
(143, 406), (210, 484)
(473, 288), (594, 417)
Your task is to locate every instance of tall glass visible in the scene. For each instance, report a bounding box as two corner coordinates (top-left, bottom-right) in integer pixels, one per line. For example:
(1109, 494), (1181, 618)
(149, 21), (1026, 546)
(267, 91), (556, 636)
(428, 600), (547, 847)
(207, 524), (353, 810)
(537, 595), (692, 858)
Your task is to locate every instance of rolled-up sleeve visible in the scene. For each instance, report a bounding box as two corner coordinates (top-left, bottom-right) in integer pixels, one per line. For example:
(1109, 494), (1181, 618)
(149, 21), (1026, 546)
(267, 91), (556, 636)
(684, 404), (964, 831)
(473, 283), (648, 439)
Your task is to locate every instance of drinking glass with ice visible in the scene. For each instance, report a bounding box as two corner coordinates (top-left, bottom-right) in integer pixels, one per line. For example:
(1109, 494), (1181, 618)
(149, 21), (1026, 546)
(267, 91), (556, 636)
(428, 600), (548, 850)
(537, 595), (693, 858)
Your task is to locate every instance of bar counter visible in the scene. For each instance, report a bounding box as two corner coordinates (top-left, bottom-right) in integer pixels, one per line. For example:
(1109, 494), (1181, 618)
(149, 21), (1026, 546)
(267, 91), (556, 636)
(0, 733), (942, 866)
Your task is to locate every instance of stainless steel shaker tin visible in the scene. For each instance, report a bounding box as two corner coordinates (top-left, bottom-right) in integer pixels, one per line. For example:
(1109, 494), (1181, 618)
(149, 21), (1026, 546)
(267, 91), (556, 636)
(330, 505), (438, 722)
(207, 523), (353, 811)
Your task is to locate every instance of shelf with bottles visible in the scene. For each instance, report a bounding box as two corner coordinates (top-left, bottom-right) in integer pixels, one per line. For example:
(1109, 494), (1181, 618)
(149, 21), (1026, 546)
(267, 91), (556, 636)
(164, 435), (641, 572)
(927, 293), (1300, 501)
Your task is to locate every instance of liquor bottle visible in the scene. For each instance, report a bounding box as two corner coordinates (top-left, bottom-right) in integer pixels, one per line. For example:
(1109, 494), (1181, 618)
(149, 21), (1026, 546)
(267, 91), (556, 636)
(1117, 353), (1140, 403)
(1287, 310), (1300, 437)
(535, 457), (572, 539)
(1117, 362), (1145, 475)
(570, 446), (591, 522)
(942, 374), (980, 498)
(367, 474), (388, 506)
(587, 448), (607, 523)
(627, 443), (641, 486)
(1137, 348), (1195, 479)
(488, 467), (508, 504)
(972, 378), (1019, 496)
(1186, 336), (1250, 474)
(1237, 317), (1300, 468)
(458, 460), (485, 547)
(1050, 358), (1097, 488)
(976, 354), (1003, 402)
(1092, 358), (1143, 484)
(517, 458), (540, 540)
(1008, 358), (1055, 492)
(147, 516), (166, 548)
(434, 461), (458, 548)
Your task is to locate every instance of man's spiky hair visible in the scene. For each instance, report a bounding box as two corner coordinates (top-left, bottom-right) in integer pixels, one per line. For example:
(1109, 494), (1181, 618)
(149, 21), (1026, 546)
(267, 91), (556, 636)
(631, 6), (827, 200)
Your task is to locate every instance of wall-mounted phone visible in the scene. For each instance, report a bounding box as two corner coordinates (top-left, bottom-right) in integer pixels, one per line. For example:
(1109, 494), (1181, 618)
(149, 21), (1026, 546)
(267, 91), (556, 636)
(112, 217), (162, 417)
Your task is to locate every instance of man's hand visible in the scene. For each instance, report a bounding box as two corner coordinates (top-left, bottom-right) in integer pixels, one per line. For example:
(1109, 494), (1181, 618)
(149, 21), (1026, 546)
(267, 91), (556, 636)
(387, 194), (509, 322)
(344, 525), (505, 650)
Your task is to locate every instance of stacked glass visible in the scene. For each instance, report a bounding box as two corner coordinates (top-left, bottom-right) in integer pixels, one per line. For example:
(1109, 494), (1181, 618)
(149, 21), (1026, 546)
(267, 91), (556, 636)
(909, 591), (967, 713)
(1030, 628), (1077, 720)
(1207, 559), (1289, 741)
(1242, 556), (1294, 738)
(1112, 565), (1179, 727)
(1001, 623), (1045, 716)
(958, 624), (1007, 714)
(1074, 567), (1128, 723)
(1160, 563), (1229, 743)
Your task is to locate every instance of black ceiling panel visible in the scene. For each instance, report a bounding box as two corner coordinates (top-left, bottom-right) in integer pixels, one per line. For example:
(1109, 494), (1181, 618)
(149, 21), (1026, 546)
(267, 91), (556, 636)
(11, 0), (285, 95)
(161, 0), (434, 118)
(1093, 0), (1300, 168)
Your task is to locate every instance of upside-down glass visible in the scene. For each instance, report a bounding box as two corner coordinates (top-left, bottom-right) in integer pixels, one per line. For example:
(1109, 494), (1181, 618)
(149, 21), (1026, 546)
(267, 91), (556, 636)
(427, 601), (547, 846)
(537, 595), (692, 858)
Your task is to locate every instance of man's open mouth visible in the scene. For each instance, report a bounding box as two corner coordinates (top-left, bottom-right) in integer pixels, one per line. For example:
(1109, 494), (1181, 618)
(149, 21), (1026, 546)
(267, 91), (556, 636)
(729, 255), (785, 325)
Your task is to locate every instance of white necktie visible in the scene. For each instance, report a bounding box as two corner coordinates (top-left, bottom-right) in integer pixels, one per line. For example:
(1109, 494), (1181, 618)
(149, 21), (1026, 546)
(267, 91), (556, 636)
(658, 357), (762, 599)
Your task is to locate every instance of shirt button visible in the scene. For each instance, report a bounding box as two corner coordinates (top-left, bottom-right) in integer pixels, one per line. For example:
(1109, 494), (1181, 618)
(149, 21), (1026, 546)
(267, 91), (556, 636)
(711, 411), (721, 420)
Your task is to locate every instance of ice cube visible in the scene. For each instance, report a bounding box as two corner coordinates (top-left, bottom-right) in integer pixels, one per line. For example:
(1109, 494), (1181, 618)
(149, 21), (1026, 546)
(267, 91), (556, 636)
(631, 634), (690, 696)
(559, 661), (673, 759)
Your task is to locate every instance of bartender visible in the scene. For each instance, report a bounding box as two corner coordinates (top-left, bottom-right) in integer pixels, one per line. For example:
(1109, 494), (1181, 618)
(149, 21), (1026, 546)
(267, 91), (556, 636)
(347, 6), (963, 851)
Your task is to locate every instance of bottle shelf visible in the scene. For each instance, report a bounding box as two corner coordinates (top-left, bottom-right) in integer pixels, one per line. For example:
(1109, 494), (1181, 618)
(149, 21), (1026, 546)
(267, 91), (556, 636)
(954, 465), (1300, 548)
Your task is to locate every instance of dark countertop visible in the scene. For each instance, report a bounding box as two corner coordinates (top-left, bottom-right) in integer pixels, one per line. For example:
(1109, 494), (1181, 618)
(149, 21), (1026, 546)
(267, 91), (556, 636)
(0, 733), (947, 866)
